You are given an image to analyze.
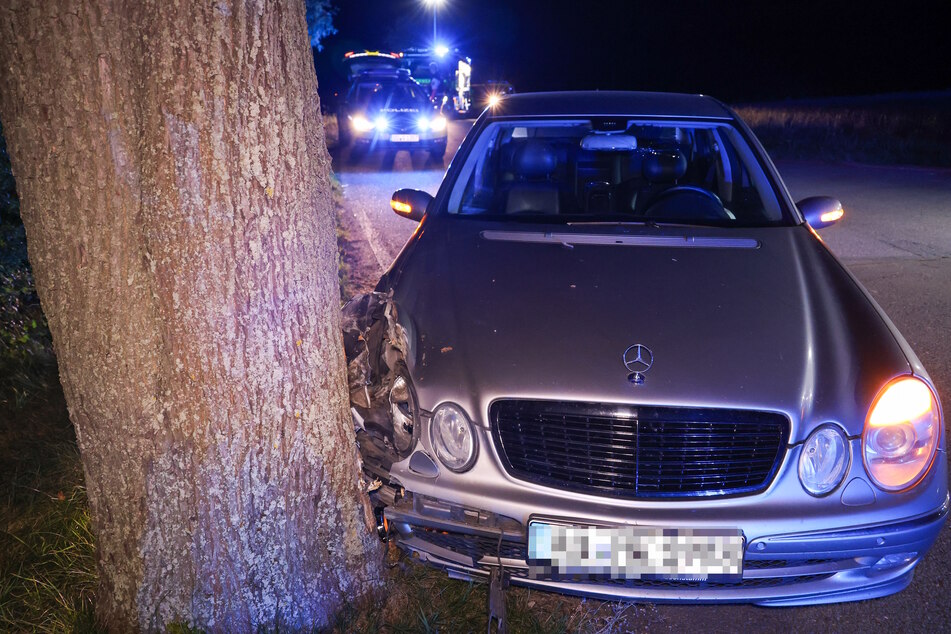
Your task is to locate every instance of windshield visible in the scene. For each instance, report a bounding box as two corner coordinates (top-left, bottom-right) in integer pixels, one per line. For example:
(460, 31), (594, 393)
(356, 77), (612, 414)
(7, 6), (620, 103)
(364, 82), (429, 109)
(446, 118), (787, 226)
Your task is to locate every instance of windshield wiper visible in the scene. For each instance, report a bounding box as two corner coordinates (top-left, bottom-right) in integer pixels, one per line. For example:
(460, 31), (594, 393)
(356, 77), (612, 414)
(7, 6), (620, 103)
(567, 220), (663, 229)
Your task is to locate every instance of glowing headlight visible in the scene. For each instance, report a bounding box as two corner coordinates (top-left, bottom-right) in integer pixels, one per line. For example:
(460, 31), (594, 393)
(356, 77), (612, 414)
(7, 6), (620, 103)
(417, 116), (431, 131)
(864, 376), (940, 491)
(351, 115), (374, 132)
(429, 403), (477, 472)
(430, 116), (447, 132)
(374, 116), (389, 132)
(799, 425), (850, 496)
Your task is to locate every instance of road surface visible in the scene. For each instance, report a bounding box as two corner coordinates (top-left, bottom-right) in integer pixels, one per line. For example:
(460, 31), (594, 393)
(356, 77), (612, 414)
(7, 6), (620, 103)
(332, 120), (951, 632)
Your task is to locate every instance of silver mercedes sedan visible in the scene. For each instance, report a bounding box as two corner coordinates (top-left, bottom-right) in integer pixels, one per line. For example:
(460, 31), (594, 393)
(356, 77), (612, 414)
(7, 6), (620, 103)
(343, 91), (948, 606)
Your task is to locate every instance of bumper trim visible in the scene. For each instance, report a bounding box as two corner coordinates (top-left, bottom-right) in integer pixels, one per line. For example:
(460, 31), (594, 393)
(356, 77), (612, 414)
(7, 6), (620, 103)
(748, 501), (949, 556)
(405, 547), (915, 606)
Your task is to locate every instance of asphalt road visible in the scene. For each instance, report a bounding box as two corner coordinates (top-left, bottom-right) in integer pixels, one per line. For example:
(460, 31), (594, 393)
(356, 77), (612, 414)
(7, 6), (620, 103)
(332, 120), (951, 632)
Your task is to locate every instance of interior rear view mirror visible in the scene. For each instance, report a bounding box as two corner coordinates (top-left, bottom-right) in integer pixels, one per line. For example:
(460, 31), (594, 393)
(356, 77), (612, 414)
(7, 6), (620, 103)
(580, 133), (637, 152)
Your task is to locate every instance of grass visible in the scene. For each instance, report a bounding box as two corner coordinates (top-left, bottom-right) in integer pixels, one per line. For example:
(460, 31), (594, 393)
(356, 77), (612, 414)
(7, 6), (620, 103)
(328, 547), (649, 633)
(737, 91), (951, 167)
(0, 376), (98, 633)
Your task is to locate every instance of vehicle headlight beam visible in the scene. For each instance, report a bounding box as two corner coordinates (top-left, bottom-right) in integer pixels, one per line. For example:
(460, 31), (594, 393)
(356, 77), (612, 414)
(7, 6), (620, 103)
(351, 114), (375, 132)
(864, 376), (940, 491)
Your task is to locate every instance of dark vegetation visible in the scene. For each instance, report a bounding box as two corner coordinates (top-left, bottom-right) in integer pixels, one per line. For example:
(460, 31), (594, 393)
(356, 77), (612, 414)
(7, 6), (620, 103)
(0, 123), (53, 410)
(0, 93), (948, 629)
(738, 91), (951, 168)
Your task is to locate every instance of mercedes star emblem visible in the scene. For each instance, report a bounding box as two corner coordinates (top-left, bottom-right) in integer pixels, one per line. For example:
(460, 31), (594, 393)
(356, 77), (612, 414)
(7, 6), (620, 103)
(623, 344), (654, 385)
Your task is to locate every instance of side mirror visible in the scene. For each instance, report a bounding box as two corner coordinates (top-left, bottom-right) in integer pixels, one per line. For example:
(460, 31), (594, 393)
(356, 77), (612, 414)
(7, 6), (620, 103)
(390, 188), (433, 222)
(797, 196), (844, 229)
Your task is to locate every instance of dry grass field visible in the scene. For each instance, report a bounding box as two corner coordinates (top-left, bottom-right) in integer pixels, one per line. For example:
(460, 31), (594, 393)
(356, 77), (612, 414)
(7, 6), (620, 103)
(736, 91), (951, 167)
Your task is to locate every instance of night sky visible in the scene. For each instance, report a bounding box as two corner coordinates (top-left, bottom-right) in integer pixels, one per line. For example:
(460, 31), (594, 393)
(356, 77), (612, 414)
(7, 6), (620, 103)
(316, 0), (951, 102)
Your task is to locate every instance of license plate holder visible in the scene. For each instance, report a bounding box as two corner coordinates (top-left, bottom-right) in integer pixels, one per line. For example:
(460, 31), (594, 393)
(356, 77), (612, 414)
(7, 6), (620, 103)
(527, 520), (744, 582)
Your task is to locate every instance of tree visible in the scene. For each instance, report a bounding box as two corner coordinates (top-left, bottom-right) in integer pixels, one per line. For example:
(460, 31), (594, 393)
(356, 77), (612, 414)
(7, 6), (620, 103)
(0, 0), (383, 630)
(305, 0), (338, 50)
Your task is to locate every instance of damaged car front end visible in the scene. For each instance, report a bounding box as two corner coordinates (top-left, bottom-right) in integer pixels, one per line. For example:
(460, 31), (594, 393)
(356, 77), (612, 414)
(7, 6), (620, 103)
(341, 92), (948, 606)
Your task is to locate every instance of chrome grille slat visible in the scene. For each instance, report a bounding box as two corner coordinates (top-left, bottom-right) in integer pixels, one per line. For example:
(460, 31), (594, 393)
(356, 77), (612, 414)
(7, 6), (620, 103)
(491, 400), (788, 499)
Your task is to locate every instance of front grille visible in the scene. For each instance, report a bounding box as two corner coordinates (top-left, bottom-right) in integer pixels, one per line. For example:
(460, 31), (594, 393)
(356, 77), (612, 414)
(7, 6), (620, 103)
(410, 526), (526, 562)
(491, 400), (788, 499)
(744, 558), (837, 570)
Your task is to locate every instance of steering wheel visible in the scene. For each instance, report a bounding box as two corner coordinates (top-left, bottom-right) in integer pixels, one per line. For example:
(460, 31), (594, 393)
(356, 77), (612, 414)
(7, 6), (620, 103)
(642, 186), (729, 221)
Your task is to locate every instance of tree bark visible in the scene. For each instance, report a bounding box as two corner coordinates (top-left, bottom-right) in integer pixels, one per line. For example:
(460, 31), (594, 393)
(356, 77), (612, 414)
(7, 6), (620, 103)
(0, 1), (383, 630)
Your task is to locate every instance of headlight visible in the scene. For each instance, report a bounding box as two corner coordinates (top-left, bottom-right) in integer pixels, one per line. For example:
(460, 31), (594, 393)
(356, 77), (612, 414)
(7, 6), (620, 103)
(374, 116), (389, 132)
(429, 403), (477, 472)
(417, 116), (431, 131)
(799, 425), (850, 496)
(351, 115), (374, 132)
(430, 116), (447, 132)
(864, 376), (940, 491)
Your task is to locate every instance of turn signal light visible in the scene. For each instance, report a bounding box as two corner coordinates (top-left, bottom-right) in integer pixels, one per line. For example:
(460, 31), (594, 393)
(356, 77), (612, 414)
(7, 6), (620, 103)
(819, 207), (845, 224)
(391, 199), (413, 216)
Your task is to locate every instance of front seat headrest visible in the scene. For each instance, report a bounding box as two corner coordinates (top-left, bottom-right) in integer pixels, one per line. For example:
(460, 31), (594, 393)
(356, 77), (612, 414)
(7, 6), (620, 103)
(642, 149), (687, 182)
(513, 141), (557, 179)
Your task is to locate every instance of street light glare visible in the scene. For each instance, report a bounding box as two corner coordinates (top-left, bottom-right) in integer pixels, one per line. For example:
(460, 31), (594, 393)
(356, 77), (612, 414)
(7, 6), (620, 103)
(423, 0), (446, 46)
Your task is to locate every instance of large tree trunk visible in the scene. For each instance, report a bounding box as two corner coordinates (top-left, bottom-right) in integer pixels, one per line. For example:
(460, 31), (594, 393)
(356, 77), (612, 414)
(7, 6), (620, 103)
(0, 1), (383, 630)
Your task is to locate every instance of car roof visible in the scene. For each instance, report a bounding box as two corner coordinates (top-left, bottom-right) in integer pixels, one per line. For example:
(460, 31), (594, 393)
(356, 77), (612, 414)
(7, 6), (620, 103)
(490, 91), (734, 120)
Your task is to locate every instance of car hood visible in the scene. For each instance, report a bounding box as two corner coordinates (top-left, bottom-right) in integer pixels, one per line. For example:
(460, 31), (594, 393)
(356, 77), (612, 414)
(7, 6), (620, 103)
(392, 221), (911, 440)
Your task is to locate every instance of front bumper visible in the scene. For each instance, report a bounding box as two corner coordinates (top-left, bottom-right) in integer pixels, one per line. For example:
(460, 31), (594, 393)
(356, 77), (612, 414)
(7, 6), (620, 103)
(381, 429), (948, 605)
(385, 489), (948, 606)
(352, 130), (447, 150)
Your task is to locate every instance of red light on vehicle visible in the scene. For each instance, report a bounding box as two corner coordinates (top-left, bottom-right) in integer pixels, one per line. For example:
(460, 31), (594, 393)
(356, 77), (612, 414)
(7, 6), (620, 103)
(344, 51), (354, 58)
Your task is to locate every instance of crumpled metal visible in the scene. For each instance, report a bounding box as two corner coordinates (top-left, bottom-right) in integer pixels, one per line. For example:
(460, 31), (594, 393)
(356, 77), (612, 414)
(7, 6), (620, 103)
(341, 291), (410, 418)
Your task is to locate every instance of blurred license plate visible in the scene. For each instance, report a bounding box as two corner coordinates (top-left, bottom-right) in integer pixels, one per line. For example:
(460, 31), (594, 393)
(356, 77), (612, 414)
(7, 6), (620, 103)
(527, 521), (744, 581)
(390, 134), (419, 142)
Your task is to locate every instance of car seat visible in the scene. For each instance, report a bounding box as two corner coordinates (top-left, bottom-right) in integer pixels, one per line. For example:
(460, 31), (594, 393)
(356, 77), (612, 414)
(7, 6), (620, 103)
(632, 149), (688, 214)
(505, 141), (560, 215)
